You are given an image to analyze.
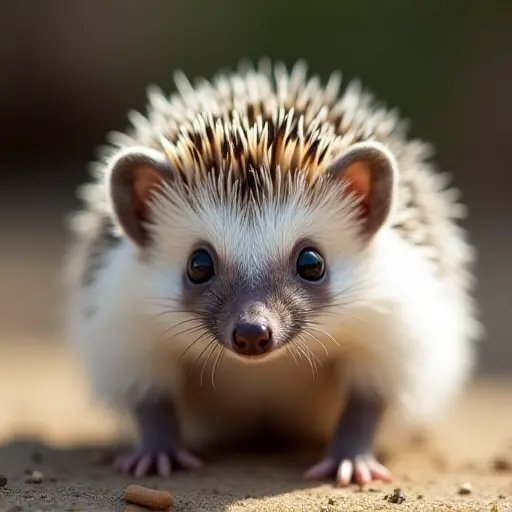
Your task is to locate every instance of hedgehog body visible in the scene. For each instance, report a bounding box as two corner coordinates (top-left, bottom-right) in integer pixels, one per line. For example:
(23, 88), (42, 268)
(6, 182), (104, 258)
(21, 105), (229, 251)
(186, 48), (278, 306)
(64, 60), (481, 484)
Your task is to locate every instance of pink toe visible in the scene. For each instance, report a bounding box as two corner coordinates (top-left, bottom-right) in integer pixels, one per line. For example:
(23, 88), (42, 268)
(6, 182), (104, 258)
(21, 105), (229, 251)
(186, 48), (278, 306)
(354, 459), (372, 486)
(157, 453), (172, 477)
(176, 450), (203, 470)
(303, 457), (336, 480)
(336, 459), (354, 487)
(368, 460), (393, 482)
(134, 455), (152, 478)
(121, 454), (139, 474)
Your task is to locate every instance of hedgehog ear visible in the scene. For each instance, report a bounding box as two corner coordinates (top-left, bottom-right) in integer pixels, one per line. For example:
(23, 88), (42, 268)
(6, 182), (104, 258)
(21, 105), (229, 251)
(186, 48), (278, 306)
(325, 140), (398, 239)
(108, 146), (175, 247)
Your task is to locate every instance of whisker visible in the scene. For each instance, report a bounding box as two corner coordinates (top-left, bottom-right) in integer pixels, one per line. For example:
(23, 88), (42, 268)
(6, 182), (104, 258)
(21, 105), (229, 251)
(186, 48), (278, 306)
(211, 345), (225, 390)
(297, 334), (322, 374)
(302, 329), (329, 355)
(162, 324), (206, 345)
(189, 337), (217, 377)
(148, 309), (198, 320)
(200, 342), (219, 388)
(308, 304), (370, 327)
(292, 337), (316, 377)
(290, 339), (306, 361)
(285, 343), (300, 367)
(308, 298), (356, 313)
(177, 329), (210, 363)
(304, 325), (340, 348)
(156, 319), (202, 343)
(145, 300), (219, 318)
(291, 341), (304, 361)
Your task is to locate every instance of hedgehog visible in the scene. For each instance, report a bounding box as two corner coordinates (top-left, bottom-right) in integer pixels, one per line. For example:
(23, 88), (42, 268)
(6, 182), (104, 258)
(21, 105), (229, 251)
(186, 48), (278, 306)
(63, 59), (482, 486)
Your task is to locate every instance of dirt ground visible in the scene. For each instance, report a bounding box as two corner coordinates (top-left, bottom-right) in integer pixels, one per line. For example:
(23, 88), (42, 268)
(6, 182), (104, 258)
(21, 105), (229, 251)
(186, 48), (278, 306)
(1, 342), (512, 512)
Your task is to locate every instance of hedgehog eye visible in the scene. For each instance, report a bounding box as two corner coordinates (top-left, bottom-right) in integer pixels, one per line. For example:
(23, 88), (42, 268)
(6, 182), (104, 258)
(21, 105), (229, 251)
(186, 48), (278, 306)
(296, 248), (325, 282)
(188, 250), (215, 284)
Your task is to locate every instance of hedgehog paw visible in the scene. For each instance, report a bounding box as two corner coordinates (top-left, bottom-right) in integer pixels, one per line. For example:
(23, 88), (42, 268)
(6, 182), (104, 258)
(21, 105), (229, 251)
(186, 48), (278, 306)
(114, 448), (203, 477)
(304, 453), (392, 487)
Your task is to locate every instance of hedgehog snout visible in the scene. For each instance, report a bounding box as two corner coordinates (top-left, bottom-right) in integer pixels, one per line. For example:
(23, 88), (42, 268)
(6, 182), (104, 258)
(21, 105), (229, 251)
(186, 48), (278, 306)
(232, 321), (273, 357)
(223, 300), (281, 359)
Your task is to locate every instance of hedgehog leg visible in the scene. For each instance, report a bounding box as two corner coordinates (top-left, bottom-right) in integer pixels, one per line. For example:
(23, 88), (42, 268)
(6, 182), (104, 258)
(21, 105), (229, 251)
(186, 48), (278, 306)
(113, 396), (203, 477)
(304, 389), (392, 487)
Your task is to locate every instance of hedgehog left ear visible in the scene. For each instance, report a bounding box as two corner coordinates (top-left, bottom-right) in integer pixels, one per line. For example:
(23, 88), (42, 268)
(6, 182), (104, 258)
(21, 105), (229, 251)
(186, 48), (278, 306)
(325, 140), (398, 239)
(107, 146), (175, 247)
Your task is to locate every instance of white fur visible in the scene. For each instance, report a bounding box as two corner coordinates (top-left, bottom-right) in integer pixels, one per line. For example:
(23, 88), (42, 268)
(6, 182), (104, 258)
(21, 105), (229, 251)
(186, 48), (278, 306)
(65, 163), (476, 452)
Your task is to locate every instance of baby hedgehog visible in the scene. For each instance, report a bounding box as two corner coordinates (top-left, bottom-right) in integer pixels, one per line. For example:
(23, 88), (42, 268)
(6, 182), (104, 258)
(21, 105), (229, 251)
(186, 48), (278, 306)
(64, 59), (482, 486)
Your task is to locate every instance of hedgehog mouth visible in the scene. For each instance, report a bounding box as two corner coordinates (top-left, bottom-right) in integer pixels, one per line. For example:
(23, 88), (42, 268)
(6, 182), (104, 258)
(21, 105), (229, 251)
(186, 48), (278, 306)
(234, 352), (274, 360)
(225, 345), (284, 364)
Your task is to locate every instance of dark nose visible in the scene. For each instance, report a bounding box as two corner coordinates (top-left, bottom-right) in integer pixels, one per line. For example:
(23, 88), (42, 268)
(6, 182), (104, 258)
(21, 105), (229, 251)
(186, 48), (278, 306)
(232, 322), (272, 356)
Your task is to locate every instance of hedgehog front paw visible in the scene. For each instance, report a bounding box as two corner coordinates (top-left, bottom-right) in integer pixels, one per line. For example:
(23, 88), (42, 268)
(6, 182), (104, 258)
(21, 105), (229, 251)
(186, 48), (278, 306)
(303, 453), (392, 487)
(303, 386), (392, 487)
(113, 448), (203, 478)
(116, 396), (203, 477)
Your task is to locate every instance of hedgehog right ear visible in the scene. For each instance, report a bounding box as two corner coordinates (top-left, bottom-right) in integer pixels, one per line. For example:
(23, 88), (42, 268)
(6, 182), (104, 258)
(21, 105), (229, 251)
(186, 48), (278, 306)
(107, 146), (175, 247)
(325, 140), (398, 239)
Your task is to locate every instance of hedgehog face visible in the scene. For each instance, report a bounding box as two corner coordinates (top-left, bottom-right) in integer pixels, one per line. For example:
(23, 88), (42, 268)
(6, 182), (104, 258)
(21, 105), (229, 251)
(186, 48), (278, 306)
(107, 140), (397, 362)
(176, 239), (335, 360)
(146, 193), (360, 362)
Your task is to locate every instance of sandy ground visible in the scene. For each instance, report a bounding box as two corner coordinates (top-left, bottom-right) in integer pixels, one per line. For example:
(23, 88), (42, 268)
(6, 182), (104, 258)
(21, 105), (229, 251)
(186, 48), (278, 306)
(1, 343), (512, 511)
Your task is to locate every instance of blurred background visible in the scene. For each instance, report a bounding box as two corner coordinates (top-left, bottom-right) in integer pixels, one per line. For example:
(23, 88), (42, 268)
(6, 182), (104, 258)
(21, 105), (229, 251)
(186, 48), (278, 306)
(1, 0), (511, 374)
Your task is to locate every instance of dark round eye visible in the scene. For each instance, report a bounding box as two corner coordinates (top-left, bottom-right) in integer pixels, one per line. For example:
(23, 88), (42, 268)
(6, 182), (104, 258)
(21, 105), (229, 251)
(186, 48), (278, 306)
(296, 248), (325, 282)
(187, 250), (215, 284)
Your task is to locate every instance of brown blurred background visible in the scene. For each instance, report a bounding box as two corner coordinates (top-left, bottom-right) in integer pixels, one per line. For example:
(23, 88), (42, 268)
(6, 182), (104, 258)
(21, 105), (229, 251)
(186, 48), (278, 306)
(0, 0), (511, 373)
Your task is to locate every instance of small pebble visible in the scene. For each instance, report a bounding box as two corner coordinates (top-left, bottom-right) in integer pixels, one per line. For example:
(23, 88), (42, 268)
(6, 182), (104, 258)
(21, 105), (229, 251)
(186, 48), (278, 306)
(385, 488), (406, 504)
(499, 493), (506, 499)
(327, 497), (337, 505)
(417, 494), (424, 500)
(26, 470), (44, 484)
(0, 474), (8, 487)
(458, 482), (472, 495)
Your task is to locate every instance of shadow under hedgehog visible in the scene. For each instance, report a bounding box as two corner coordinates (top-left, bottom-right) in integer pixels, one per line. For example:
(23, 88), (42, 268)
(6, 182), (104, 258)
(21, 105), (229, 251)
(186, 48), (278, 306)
(63, 59), (482, 486)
